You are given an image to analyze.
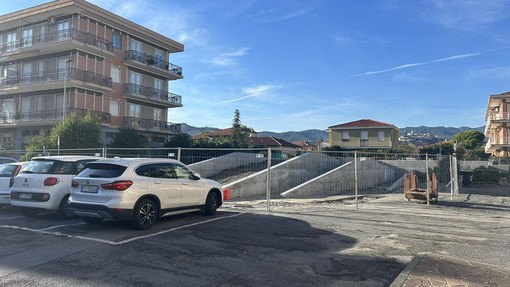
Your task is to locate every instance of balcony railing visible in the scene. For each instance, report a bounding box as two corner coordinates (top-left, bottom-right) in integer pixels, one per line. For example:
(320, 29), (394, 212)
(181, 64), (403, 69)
(0, 68), (112, 89)
(0, 107), (111, 124)
(124, 50), (183, 77)
(0, 28), (113, 54)
(124, 116), (181, 133)
(124, 83), (182, 105)
(490, 112), (510, 121)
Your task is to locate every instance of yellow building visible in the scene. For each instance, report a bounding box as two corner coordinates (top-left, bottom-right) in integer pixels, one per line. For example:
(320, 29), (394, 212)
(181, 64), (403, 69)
(327, 119), (399, 149)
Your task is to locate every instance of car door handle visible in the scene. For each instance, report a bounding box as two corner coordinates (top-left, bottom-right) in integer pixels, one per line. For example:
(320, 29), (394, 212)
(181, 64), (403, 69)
(181, 182), (188, 185)
(153, 181), (161, 184)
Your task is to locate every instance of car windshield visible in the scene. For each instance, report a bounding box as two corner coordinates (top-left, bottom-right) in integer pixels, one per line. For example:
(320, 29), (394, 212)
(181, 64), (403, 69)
(0, 164), (19, 177)
(78, 163), (127, 178)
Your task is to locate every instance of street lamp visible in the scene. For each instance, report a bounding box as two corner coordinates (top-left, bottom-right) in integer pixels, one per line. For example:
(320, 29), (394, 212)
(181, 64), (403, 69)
(63, 58), (73, 120)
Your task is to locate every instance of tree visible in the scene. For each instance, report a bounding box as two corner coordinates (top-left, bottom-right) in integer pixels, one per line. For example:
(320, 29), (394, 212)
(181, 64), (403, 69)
(23, 130), (51, 160)
(165, 133), (193, 148)
(49, 112), (102, 149)
(230, 109), (250, 148)
(110, 128), (145, 148)
(451, 130), (485, 150)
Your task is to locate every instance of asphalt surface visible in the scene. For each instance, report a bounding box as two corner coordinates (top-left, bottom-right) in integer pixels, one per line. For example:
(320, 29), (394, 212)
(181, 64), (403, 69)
(0, 185), (508, 286)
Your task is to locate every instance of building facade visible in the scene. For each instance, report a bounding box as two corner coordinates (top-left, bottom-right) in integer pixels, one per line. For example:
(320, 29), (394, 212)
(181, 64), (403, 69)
(0, 0), (183, 149)
(484, 92), (510, 157)
(327, 119), (399, 149)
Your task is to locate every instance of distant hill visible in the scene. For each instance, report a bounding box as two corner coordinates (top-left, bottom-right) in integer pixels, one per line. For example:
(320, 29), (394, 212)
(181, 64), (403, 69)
(180, 124), (485, 145)
(399, 126), (484, 139)
(180, 123), (218, 136)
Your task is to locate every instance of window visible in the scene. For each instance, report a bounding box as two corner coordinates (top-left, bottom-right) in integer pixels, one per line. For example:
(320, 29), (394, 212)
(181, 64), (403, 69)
(377, 131), (385, 142)
(22, 28), (33, 47)
(112, 32), (122, 49)
(360, 131), (368, 147)
(128, 103), (141, 117)
(154, 49), (163, 68)
(154, 108), (163, 121)
(341, 131), (349, 141)
(57, 21), (70, 41)
(6, 32), (16, 52)
(130, 39), (142, 53)
(129, 71), (142, 85)
(22, 63), (32, 84)
(173, 163), (195, 180)
(111, 66), (120, 83)
(109, 101), (119, 117)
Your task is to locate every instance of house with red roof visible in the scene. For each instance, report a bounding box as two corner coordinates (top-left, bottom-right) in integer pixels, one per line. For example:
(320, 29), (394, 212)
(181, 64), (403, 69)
(251, 137), (299, 149)
(327, 119), (399, 149)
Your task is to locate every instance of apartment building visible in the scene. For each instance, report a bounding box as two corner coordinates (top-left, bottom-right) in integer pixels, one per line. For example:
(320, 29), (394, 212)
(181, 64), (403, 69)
(484, 92), (510, 157)
(327, 119), (399, 149)
(0, 0), (183, 149)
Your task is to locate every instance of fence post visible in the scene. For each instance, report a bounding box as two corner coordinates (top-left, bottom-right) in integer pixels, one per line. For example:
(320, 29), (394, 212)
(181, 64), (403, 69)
(449, 155), (454, 199)
(354, 151), (358, 210)
(426, 153), (430, 206)
(177, 147), (181, 162)
(266, 148), (272, 212)
(103, 147), (107, 158)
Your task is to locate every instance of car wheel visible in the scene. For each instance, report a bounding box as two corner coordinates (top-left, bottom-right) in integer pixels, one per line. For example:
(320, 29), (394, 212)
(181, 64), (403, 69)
(131, 199), (158, 230)
(56, 195), (74, 220)
(203, 192), (218, 216)
(20, 207), (39, 217)
(82, 217), (104, 225)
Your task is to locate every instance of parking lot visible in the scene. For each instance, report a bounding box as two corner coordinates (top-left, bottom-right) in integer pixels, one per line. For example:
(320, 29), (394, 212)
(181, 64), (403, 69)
(0, 186), (509, 287)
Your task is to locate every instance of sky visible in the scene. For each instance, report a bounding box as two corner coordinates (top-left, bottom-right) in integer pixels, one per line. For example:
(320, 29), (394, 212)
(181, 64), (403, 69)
(4, 0), (510, 132)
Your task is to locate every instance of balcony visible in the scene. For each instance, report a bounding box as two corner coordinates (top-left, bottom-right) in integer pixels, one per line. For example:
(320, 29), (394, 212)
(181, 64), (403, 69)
(124, 83), (182, 107)
(124, 116), (181, 134)
(124, 50), (183, 80)
(485, 136), (510, 153)
(0, 29), (113, 60)
(0, 68), (112, 94)
(0, 107), (111, 126)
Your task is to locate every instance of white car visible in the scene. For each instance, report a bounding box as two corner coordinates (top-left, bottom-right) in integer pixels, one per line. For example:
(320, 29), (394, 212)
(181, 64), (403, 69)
(0, 162), (27, 208)
(68, 158), (224, 229)
(10, 156), (100, 218)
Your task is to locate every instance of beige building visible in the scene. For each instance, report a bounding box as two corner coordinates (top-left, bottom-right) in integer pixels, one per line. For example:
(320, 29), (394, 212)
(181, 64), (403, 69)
(484, 92), (510, 157)
(0, 0), (183, 149)
(327, 119), (399, 149)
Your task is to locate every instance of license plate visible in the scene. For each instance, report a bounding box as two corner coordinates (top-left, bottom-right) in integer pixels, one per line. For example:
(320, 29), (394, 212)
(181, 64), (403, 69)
(18, 193), (32, 199)
(81, 185), (98, 193)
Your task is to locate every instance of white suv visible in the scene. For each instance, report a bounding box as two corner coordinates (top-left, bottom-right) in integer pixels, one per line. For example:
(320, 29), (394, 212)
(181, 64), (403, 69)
(68, 158), (223, 229)
(10, 156), (100, 218)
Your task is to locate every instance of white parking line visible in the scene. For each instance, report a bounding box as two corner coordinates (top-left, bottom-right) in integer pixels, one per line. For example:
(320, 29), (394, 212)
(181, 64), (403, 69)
(113, 213), (243, 245)
(39, 221), (87, 231)
(0, 216), (25, 220)
(0, 213), (243, 245)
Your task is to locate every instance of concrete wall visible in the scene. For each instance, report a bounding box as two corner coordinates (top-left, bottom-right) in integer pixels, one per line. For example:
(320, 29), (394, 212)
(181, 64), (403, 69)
(281, 158), (398, 198)
(189, 152), (267, 179)
(223, 152), (344, 200)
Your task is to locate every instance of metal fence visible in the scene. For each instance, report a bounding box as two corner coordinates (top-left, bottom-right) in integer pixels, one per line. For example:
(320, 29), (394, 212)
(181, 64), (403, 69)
(0, 147), (472, 207)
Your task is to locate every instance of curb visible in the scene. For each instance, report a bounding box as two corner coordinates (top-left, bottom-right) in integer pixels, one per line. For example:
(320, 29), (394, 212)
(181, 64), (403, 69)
(389, 252), (427, 287)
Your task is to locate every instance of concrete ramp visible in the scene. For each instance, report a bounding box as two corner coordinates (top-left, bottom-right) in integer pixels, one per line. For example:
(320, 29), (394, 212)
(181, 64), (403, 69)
(224, 152), (344, 200)
(281, 158), (400, 198)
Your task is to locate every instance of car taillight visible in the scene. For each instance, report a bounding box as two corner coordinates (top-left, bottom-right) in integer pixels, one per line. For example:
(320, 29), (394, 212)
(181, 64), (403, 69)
(100, 180), (133, 191)
(44, 177), (60, 186)
(71, 180), (79, 188)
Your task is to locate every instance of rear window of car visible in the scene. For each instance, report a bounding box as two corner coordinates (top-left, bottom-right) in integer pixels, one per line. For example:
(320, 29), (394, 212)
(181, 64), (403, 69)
(0, 164), (19, 177)
(21, 160), (58, 174)
(77, 163), (127, 178)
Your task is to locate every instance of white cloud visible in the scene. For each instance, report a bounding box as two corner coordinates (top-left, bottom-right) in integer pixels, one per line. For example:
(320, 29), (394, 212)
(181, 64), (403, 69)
(216, 84), (283, 104)
(426, 0), (510, 29)
(203, 47), (250, 67)
(350, 52), (483, 78)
